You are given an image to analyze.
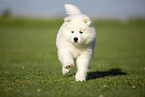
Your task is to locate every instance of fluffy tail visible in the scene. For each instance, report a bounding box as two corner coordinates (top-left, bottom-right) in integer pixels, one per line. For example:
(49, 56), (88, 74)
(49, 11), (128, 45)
(64, 4), (81, 15)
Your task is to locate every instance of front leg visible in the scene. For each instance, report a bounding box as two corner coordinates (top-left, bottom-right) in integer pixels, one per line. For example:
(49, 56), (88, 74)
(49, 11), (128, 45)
(57, 49), (74, 75)
(75, 54), (92, 81)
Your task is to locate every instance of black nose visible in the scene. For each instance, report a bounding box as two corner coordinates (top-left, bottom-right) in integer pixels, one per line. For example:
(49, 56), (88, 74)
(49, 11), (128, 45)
(74, 37), (78, 42)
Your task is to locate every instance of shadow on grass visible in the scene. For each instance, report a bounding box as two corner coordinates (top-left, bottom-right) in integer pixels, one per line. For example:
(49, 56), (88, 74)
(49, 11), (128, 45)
(87, 68), (127, 80)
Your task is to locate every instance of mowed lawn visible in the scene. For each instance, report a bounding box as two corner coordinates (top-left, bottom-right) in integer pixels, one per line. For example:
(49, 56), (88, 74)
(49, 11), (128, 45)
(0, 18), (145, 97)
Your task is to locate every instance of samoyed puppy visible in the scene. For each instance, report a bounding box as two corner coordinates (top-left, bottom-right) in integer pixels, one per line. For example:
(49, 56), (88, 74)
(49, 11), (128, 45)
(56, 4), (96, 81)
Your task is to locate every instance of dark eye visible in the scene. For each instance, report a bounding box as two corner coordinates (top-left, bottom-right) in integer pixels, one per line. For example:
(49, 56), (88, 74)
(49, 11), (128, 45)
(79, 31), (83, 34)
(71, 31), (74, 33)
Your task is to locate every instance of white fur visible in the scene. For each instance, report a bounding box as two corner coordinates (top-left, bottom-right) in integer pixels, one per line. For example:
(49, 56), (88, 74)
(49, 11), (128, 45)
(64, 4), (81, 15)
(56, 4), (96, 81)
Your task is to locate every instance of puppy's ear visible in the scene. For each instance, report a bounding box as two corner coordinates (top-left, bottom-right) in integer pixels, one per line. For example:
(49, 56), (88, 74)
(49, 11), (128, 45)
(84, 17), (92, 26)
(64, 17), (71, 24)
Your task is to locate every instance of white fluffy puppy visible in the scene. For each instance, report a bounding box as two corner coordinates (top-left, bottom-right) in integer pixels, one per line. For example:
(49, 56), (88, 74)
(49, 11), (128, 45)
(56, 4), (96, 81)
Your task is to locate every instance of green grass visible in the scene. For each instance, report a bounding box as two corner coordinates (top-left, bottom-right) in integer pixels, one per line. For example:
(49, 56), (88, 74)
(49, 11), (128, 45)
(0, 18), (145, 97)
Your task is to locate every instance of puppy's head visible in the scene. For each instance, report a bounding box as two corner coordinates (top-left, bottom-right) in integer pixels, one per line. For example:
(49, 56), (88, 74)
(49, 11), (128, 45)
(63, 15), (96, 46)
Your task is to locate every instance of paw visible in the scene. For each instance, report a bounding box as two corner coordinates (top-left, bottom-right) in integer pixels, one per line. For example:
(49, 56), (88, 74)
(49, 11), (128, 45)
(63, 68), (71, 75)
(75, 76), (86, 82)
(65, 64), (73, 69)
(62, 64), (73, 75)
(75, 73), (86, 82)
